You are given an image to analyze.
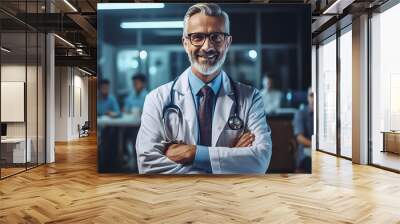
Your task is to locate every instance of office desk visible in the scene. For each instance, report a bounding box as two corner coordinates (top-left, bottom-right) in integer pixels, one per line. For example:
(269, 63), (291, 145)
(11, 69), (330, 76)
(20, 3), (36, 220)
(267, 114), (297, 173)
(98, 114), (141, 173)
(382, 131), (400, 154)
(97, 114), (141, 127)
(1, 138), (31, 163)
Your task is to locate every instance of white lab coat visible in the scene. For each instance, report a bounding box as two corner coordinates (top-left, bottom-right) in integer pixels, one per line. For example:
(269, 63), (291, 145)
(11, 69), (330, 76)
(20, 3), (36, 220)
(136, 68), (272, 174)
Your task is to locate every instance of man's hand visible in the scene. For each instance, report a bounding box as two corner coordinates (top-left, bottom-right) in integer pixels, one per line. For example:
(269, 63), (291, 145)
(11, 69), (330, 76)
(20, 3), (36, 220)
(233, 132), (255, 147)
(165, 144), (196, 164)
(296, 134), (311, 147)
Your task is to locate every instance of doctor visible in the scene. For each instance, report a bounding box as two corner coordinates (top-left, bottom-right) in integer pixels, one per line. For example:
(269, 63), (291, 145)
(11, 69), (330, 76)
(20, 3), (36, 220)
(136, 3), (272, 174)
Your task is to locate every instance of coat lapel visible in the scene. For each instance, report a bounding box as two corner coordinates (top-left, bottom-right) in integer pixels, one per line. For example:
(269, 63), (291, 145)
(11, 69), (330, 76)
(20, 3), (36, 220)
(212, 71), (234, 146)
(173, 68), (198, 144)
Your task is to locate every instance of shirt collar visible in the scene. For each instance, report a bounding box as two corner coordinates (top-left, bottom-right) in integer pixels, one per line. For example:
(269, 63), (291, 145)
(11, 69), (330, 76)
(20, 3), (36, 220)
(131, 89), (148, 97)
(188, 69), (222, 96)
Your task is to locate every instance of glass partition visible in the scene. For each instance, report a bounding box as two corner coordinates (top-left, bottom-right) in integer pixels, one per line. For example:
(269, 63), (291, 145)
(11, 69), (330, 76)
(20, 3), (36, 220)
(317, 35), (337, 154)
(1, 30), (28, 177)
(38, 32), (45, 165)
(27, 30), (38, 169)
(0, 1), (46, 179)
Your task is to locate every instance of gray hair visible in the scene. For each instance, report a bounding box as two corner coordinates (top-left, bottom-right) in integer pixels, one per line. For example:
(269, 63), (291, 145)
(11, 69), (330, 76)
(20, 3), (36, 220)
(183, 3), (230, 37)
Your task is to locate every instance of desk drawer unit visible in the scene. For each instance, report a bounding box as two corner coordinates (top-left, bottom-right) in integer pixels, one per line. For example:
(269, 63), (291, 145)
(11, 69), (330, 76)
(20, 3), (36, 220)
(383, 132), (400, 154)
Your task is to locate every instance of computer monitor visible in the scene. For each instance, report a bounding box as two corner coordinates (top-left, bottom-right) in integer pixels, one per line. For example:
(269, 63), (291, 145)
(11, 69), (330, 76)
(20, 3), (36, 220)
(1, 123), (7, 137)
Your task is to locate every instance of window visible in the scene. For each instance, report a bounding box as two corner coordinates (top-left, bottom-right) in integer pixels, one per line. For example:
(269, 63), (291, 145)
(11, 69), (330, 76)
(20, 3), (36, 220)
(370, 3), (400, 171)
(339, 28), (352, 158)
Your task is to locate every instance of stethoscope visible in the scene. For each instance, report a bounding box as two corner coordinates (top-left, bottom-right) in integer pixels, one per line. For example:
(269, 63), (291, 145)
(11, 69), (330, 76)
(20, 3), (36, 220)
(162, 74), (244, 143)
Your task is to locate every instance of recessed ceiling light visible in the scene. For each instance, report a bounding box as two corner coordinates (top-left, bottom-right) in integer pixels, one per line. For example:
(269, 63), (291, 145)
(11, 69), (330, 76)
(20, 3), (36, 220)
(1, 47), (11, 53)
(54, 34), (75, 48)
(63, 0), (78, 12)
(78, 67), (93, 76)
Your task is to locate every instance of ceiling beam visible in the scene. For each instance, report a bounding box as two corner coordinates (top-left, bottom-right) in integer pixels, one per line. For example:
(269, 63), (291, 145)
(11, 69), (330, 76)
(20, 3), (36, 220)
(67, 13), (97, 39)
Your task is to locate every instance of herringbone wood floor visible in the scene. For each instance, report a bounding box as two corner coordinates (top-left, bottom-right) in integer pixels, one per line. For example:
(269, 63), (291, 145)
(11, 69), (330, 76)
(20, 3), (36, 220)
(1, 135), (400, 224)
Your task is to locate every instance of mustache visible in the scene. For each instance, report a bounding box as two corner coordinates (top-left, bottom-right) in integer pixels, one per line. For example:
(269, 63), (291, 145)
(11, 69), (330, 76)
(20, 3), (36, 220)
(196, 49), (219, 58)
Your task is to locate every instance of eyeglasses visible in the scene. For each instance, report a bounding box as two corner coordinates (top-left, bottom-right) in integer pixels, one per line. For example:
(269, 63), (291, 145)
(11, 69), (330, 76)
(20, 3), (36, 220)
(186, 32), (230, 47)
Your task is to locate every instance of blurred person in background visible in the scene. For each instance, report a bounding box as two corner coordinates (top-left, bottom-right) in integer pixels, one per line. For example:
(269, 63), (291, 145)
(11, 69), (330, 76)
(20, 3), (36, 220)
(260, 74), (282, 114)
(123, 73), (148, 116)
(293, 87), (313, 172)
(98, 79), (120, 117)
(121, 74), (148, 169)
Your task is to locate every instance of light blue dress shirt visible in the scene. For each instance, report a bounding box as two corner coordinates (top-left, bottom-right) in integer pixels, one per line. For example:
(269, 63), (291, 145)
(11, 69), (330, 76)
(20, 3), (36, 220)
(188, 70), (222, 173)
(97, 94), (120, 116)
(124, 90), (148, 112)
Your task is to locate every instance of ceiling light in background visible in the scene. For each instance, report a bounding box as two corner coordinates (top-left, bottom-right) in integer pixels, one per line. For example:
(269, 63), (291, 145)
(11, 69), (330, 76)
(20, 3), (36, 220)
(121, 21), (183, 29)
(139, 50), (148, 60)
(63, 0), (78, 12)
(1, 47), (11, 53)
(248, 50), (257, 59)
(98, 3), (165, 10)
(54, 34), (75, 48)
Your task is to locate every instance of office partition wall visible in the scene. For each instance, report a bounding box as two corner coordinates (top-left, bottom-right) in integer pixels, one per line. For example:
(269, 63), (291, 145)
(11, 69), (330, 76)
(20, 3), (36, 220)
(0, 1), (47, 179)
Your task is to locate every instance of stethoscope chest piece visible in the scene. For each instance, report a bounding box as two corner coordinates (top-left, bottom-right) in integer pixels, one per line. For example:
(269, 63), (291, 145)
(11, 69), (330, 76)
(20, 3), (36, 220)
(228, 114), (244, 130)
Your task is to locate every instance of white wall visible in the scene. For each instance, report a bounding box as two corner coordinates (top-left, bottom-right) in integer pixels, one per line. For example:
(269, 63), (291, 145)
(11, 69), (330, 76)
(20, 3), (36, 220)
(1, 65), (35, 138)
(55, 67), (68, 141)
(71, 73), (89, 138)
(1, 65), (26, 135)
(55, 67), (89, 141)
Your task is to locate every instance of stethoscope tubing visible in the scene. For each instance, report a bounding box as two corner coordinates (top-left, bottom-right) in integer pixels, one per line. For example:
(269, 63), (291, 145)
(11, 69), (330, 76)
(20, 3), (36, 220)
(162, 73), (244, 142)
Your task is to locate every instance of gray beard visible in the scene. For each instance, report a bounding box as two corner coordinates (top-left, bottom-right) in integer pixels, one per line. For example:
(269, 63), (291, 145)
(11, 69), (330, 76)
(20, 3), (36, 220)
(187, 51), (227, 76)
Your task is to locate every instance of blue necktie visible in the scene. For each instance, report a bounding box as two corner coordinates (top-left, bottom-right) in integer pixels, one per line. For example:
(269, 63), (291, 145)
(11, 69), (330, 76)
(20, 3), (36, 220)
(198, 86), (214, 146)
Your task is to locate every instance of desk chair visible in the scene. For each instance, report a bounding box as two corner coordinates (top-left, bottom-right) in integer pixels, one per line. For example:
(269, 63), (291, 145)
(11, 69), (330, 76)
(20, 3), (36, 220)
(78, 121), (90, 138)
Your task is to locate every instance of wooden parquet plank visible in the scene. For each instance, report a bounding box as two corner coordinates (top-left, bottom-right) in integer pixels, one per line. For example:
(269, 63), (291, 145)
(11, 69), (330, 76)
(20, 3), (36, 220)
(0, 135), (400, 223)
